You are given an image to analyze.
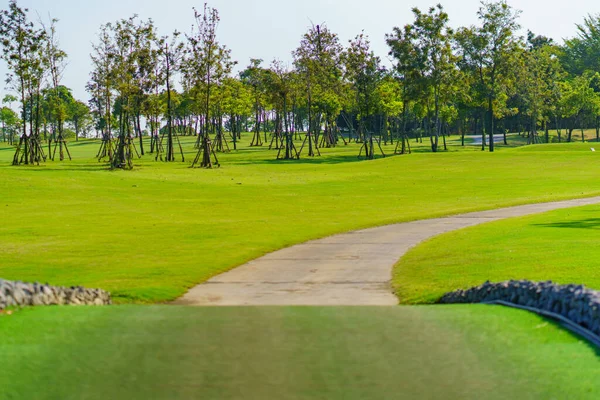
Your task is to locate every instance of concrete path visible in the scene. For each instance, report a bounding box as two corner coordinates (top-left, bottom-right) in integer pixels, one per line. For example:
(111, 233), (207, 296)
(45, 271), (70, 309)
(175, 197), (600, 306)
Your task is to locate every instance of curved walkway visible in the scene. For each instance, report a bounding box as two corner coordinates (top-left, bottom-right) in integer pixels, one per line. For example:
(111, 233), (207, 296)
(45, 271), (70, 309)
(175, 196), (600, 306)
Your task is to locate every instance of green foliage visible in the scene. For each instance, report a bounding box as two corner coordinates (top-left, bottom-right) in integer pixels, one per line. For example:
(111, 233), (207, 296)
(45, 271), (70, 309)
(183, 4), (234, 132)
(455, 1), (521, 150)
(514, 43), (565, 133)
(558, 74), (600, 123)
(220, 77), (252, 118)
(0, 1), (43, 104)
(376, 76), (403, 117)
(343, 32), (383, 120)
(293, 24), (344, 133)
(0, 106), (19, 140)
(563, 14), (600, 75)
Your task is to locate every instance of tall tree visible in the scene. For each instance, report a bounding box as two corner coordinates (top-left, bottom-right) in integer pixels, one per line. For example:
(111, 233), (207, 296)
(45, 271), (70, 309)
(456, 1), (521, 152)
(88, 24), (117, 161)
(41, 17), (71, 160)
(387, 23), (420, 154)
(410, 4), (456, 152)
(559, 74), (600, 142)
(293, 23), (343, 156)
(110, 17), (141, 169)
(155, 32), (185, 162)
(267, 60), (299, 159)
(376, 75), (406, 150)
(220, 76), (251, 151)
(240, 59), (269, 147)
(0, 0), (46, 164)
(185, 3), (235, 168)
(343, 32), (384, 159)
(516, 42), (564, 144)
(563, 14), (600, 76)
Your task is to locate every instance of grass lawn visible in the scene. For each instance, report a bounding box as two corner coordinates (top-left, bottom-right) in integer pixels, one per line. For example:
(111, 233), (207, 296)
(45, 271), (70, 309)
(1, 305), (600, 400)
(394, 202), (600, 304)
(2, 139), (600, 303)
(3, 137), (600, 397)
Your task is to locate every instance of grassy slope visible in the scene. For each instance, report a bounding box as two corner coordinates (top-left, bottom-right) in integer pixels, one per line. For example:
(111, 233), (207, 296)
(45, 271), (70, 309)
(394, 202), (600, 304)
(1, 305), (599, 400)
(2, 139), (600, 302)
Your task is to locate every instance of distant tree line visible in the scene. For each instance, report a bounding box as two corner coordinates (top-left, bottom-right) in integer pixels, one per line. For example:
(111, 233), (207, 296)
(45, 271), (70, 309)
(0, 0), (92, 164)
(2, 0), (600, 168)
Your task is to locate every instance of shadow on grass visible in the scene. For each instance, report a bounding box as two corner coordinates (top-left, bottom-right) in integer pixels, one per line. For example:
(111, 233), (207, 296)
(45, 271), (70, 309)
(481, 304), (600, 357)
(0, 162), (111, 172)
(62, 141), (99, 148)
(230, 153), (395, 166)
(533, 218), (600, 230)
(540, 314), (600, 357)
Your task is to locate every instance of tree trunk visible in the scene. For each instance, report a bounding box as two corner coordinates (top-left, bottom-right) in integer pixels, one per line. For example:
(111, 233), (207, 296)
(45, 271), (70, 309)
(137, 112), (144, 155)
(488, 95), (494, 153)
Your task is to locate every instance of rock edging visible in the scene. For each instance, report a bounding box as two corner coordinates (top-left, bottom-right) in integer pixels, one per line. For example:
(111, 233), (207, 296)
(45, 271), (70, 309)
(0, 279), (111, 310)
(439, 280), (600, 337)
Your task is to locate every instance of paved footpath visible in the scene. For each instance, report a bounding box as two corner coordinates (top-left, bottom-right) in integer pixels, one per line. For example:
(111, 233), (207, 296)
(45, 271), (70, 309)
(175, 197), (600, 306)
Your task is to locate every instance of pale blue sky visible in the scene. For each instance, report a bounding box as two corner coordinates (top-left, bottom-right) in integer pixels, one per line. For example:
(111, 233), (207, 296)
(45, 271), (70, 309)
(1, 0), (599, 101)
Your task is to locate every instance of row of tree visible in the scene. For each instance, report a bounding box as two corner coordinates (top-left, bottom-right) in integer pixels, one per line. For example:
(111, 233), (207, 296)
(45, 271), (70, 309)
(2, 1), (600, 168)
(0, 92), (92, 144)
(0, 1), (94, 164)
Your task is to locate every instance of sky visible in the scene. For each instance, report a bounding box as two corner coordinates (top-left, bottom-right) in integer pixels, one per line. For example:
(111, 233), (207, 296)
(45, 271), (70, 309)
(1, 0), (599, 102)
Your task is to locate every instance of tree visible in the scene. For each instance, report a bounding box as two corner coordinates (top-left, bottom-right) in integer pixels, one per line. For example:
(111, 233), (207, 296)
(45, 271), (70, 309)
(266, 60), (299, 159)
(42, 16), (71, 160)
(220, 76), (251, 151)
(376, 75), (407, 150)
(154, 32), (185, 162)
(110, 17), (141, 169)
(0, 106), (19, 143)
(293, 23), (343, 156)
(240, 59), (269, 147)
(455, 1), (521, 152)
(1, 94), (18, 144)
(515, 42), (564, 144)
(69, 100), (91, 140)
(559, 74), (600, 142)
(343, 32), (385, 159)
(563, 14), (600, 76)
(410, 4), (457, 152)
(88, 24), (117, 162)
(88, 16), (159, 169)
(0, 0), (47, 164)
(387, 23), (420, 154)
(185, 3), (235, 168)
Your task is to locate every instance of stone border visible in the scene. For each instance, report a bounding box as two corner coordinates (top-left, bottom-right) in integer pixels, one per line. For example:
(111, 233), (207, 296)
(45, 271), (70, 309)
(439, 280), (600, 340)
(0, 279), (111, 309)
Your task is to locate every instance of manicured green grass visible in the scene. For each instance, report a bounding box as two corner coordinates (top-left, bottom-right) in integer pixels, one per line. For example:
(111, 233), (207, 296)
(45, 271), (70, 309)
(3, 137), (600, 397)
(0, 305), (599, 399)
(2, 138), (600, 302)
(394, 203), (600, 304)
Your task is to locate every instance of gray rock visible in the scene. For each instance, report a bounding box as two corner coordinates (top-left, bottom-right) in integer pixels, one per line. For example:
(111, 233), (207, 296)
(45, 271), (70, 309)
(0, 278), (111, 310)
(440, 280), (600, 337)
